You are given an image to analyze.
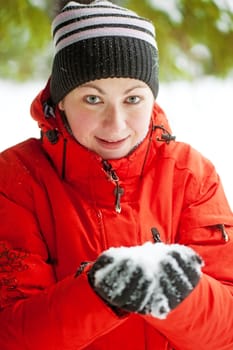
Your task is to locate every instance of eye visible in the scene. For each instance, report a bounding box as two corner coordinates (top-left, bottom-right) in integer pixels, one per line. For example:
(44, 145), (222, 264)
(125, 96), (141, 104)
(85, 95), (102, 104)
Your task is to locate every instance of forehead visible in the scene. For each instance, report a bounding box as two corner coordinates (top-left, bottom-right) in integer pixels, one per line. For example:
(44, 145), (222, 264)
(78, 78), (150, 92)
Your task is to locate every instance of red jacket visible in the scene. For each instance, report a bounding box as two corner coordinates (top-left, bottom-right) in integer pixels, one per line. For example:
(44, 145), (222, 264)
(0, 82), (233, 349)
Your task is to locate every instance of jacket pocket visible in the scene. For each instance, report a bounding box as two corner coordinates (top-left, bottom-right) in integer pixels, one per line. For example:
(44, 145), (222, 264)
(178, 224), (230, 245)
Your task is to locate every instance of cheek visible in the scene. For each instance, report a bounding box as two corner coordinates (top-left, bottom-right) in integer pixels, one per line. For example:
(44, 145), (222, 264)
(67, 113), (97, 141)
(130, 114), (151, 135)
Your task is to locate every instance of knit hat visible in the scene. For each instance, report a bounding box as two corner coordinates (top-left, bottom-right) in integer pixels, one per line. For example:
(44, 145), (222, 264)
(50, 0), (159, 104)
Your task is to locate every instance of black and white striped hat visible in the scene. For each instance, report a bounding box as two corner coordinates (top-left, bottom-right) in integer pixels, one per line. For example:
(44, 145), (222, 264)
(50, 0), (159, 104)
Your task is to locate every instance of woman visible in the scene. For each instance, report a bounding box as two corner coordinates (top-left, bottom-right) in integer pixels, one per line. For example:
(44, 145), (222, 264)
(0, 1), (233, 349)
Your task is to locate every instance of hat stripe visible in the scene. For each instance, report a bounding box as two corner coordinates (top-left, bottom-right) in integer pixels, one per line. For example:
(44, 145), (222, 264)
(53, 13), (155, 38)
(52, 2), (156, 53)
(62, 2), (135, 15)
(54, 25), (157, 53)
(53, 6), (140, 33)
(54, 18), (156, 47)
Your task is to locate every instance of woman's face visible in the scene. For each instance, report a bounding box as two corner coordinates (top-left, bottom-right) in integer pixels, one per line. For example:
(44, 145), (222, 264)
(59, 78), (154, 159)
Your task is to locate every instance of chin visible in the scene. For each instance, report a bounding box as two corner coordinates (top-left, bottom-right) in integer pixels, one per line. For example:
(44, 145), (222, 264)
(100, 150), (128, 160)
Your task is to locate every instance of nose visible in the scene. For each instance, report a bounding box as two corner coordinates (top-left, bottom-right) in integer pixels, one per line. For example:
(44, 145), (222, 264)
(103, 104), (126, 133)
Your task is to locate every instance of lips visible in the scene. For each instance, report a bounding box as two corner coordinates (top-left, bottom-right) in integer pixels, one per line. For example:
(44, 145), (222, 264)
(95, 136), (129, 148)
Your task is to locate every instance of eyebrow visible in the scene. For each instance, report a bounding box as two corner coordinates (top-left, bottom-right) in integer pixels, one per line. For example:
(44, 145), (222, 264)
(79, 83), (148, 95)
(124, 85), (148, 94)
(79, 83), (105, 94)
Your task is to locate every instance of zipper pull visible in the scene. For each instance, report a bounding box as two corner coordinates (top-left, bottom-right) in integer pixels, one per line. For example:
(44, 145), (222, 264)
(151, 227), (162, 243)
(102, 160), (124, 213)
(114, 183), (124, 213)
(217, 224), (229, 242)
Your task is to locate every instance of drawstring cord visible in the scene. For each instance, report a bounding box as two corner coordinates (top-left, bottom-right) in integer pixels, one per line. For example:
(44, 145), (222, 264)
(140, 124), (176, 178)
(139, 123), (155, 178)
(153, 124), (176, 143)
(61, 138), (67, 180)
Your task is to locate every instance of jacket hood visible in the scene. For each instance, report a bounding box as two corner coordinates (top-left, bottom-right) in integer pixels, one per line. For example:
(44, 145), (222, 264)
(30, 79), (175, 182)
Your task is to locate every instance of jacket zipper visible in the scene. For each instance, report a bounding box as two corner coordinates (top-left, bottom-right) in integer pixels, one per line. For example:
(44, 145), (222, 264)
(102, 160), (124, 213)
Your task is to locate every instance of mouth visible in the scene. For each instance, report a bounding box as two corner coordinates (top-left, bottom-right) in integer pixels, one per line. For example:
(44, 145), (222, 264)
(95, 136), (130, 149)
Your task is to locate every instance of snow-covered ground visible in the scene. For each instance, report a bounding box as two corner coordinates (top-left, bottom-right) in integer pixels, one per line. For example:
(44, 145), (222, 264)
(1, 77), (233, 209)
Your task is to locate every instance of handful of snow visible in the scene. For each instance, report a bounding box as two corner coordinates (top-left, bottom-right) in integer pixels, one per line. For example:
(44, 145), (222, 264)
(88, 242), (203, 319)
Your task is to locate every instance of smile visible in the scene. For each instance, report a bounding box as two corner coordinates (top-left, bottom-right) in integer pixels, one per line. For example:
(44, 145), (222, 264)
(95, 136), (130, 149)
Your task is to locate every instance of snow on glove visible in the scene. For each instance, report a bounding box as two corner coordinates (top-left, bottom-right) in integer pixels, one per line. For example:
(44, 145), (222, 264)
(88, 242), (203, 319)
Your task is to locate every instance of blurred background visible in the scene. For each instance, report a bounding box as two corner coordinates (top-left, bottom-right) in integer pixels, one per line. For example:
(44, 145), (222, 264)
(1, 0), (233, 81)
(1, 0), (233, 206)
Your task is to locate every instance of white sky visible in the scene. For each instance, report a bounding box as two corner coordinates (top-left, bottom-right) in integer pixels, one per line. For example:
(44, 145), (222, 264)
(1, 77), (233, 209)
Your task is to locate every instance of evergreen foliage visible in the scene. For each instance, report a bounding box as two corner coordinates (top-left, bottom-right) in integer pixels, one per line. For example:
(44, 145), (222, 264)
(1, 0), (232, 81)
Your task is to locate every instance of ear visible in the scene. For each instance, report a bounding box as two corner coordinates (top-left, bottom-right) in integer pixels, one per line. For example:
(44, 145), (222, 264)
(58, 100), (65, 110)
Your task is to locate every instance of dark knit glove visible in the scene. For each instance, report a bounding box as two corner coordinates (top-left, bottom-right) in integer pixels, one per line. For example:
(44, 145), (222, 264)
(88, 242), (203, 319)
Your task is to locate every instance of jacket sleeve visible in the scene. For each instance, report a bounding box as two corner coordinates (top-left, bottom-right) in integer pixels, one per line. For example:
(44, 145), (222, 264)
(0, 195), (127, 350)
(144, 272), (233, 349)
(144, 155), (233, 349)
